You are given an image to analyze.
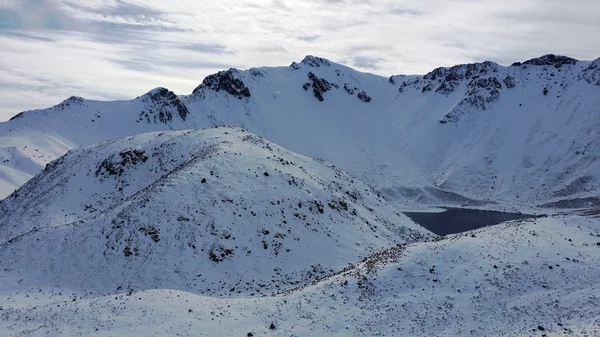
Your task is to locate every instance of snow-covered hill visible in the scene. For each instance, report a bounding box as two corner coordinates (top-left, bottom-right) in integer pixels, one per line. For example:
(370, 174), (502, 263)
(2, 215), (598, 336)
(1, 54), (600, 208)
(0, 127), (432, 296)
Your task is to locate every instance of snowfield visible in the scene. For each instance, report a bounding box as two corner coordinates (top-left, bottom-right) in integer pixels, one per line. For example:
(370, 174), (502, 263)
(0, 128), (431, 297)
(1, 215), (598, 336)
(2, 55), (600, 208)
(1, 55), (600, 336)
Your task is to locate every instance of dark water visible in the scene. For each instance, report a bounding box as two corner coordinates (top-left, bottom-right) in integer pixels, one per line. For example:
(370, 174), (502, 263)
(403, 208), (539, 235)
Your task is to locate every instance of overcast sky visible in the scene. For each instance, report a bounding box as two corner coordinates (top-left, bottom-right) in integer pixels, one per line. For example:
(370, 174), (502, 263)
(0, 0), (599, 121)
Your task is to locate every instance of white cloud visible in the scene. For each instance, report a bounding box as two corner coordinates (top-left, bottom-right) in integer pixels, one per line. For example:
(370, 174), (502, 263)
(0, 0), (599, 120)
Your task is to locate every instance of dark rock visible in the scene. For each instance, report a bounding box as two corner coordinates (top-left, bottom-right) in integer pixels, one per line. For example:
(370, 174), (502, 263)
(123, 247), (132, 257)
(300, 55), (331, 67)
(344, 84), (355, 95)
(423, 61), (500, 95)
(520, 54), (578, 68)
(209, 245), (234, 263)
(249, 68), (264, 77)
(138, 88), (190, 124)
(96, 149), (148, 177)
(139, 227), (160, 242)
(503, 76), (516, 89)
(357, 91), (372, 103)
(578, 59), (600, 86)
(307, 72), (333, 102)
(422, 84), (434, 93)
(193, 69), (251, 99)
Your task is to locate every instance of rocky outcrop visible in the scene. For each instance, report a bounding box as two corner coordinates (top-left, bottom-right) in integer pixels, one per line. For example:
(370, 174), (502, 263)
(137, 87), (190, 124)
(192, 69), (251, 99)
(343, 84), (372, 103)
(503, 75), (516, 89)
(440, 76), (504, 123)
(578, 58), (600, 86)
(397, 61), (500, 96)
(357, 91), (372, 103)
(291, 55), (332, 69)
(95, 149), (148, 178)
(304, 72), (337, 101)
(513, 54), (578, 68)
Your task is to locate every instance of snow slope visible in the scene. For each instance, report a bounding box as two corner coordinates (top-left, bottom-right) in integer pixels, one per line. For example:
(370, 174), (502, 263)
(1, 215), (598, 336)
(0, 127), (432, 297)
(2, 55), (600, 208)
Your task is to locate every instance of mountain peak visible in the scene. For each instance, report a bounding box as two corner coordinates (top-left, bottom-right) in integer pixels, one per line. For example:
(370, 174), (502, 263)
(144, 87), (171, 96)
(290, 55), (333, 69)
(423, 61), (500, 81)
(191, 68), (251, 99)
(136, 87), (189, 123)
(512, 54), (578, 68)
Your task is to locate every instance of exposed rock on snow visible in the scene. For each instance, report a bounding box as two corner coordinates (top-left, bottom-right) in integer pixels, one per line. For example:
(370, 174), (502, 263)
(136, 87), (190, 124)
(513, 54), (578, 68)
(578, 58), (600, 86)
(0, 127), (432, 297)
(1, 215), (598, 336)
(2, 54), (600, 208)
(305, 71), (336, 101)
(294, 55), (332, 68)
(192, 69), (251, 99)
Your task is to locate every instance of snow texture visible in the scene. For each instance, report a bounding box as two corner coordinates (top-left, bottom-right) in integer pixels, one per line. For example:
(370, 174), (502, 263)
(1, 215), (598, 336)
(0, 128), (431, 297)
(1, 54), (600, 337)
(2, 55), (600, 209)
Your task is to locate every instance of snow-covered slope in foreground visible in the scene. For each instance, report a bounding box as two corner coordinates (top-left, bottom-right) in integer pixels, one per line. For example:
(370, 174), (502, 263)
(2, 55), (600, 208)
(1, 215), (598, 336)
(0, 127), (432, 296)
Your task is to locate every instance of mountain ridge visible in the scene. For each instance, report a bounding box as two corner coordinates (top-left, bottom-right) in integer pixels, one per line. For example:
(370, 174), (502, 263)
(1, 54), (600, 337)
(1, 53), (599, 209)
(0, 127), (432, 297)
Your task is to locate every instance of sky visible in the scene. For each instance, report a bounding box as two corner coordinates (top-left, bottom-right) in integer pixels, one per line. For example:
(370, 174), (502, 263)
(0, 0), (599, 121)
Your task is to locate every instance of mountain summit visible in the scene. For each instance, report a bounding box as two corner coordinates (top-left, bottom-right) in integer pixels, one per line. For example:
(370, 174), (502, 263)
(1, 54), (600, 209)
(0, 127), (431, 296)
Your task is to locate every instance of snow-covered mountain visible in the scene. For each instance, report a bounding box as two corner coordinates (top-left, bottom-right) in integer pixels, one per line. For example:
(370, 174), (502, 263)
(0, 127), (432, 296)
(1, 55), (600, 337)
(2, 214), (598, 336)
(2, 54), (599, 208)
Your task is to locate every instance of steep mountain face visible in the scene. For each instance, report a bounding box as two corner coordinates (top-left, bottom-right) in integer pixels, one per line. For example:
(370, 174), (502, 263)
(1, 54), (599, 208)
(0, 127), (432, 296)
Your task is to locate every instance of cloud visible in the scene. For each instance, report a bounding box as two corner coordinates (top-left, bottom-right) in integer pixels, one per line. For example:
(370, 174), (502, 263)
(62, 0), (165, 19)
(350, 56), (383, 70)
(0, 30), (56, 42)
(179, 43), (234, 55)
(0, 0), (600, 120)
